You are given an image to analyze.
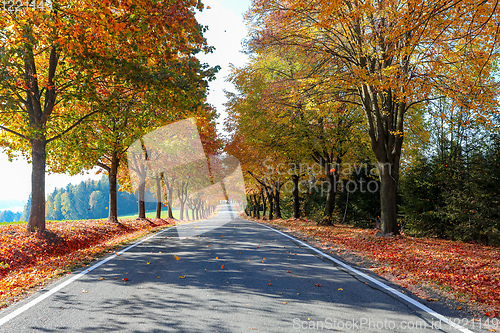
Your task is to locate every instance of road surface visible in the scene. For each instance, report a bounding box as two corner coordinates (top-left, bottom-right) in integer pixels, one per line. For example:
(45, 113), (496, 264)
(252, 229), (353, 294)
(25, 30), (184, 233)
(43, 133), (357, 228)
(0, 204), (485, 332)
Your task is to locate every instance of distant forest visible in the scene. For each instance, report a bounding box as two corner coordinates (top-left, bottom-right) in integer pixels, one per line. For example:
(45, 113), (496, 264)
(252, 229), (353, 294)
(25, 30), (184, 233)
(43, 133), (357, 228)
(21, 176), (157, 222)
(0, 210), (22, 223)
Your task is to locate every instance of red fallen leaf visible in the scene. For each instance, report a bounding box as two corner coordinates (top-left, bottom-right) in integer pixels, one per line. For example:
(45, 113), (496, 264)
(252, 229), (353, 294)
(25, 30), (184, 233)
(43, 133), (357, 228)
(268, 283), (272, 286)
(122, 278), (128, 281)
(257, 247), (259, 248)
(287, 271), (291, 273)
(221, 264), (224, 269)
(315, 284), (322, 287)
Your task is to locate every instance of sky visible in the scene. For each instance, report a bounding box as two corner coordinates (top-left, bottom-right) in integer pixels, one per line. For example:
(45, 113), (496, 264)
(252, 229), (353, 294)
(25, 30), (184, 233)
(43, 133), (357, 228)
(0, 0), (251, 205)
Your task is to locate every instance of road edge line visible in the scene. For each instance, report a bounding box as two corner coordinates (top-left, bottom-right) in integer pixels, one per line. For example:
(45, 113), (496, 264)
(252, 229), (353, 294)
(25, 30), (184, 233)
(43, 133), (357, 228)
(253, 221), (474, 333)
(0, 226), (172, 327)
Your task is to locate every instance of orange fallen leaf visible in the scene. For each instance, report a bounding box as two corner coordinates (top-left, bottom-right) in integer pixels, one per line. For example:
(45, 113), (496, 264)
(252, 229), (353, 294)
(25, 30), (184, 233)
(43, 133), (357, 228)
(175, 256), (180, 261)
(122, 278), (128, 281)
(315, 284), (322, 287)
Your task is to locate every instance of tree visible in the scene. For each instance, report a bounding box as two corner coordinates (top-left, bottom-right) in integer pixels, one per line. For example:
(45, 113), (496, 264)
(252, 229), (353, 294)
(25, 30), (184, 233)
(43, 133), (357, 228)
(248, 0), (500, 234)
(126, 115), (221, 221)
(225, 46), (368, 223)
(0, 0), (213, 232)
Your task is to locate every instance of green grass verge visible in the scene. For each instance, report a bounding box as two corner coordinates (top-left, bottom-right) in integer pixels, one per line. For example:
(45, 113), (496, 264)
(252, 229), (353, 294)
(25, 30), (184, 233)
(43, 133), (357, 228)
(118, 208), (181, 220)
(0, 206), (213, 226)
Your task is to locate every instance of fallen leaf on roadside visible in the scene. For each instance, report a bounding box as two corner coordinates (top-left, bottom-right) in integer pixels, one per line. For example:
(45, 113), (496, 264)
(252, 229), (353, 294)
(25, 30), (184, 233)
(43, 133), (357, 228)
(122, 278), (128, 281)
(315, 284), (322, 287)
(179, 276), (185, 279)
(82, 289), (88, 293)
(175, 256), (180, 261)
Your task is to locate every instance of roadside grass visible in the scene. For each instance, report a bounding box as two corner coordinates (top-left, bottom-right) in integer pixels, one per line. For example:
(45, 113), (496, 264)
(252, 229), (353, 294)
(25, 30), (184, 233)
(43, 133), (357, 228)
(0, 208), (182, 226)
(0, 207), (200, 226)
(118, 208), (181, 220)
(247, 216), (500, 319)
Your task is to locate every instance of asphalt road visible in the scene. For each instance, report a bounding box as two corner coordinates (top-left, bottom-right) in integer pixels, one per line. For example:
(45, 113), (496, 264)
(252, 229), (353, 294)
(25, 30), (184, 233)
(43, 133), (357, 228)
(0, 204), (486, 332)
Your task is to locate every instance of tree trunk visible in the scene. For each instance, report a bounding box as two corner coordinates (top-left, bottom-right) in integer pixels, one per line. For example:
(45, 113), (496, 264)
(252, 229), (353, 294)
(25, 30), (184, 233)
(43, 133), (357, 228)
(27, 137), (47, 232)
(155, 174), (162, 219)
(267, 189), (274, 220)
(250, 195), (256, 217)
(162, 175), (174, 219)
(274, 180), (282, 219)
(108, 152), (119, 223)
(138, 175), (146, 219)
(322, 172), (336, 225)
(179, 201), (184, 220)
(360, 87), (404, 235)
(261, 189), (267, 218)
(255, 194), (261, 218)
(292, 174), (300, 218)
(167, 188), (174, 219)
(379, 163), (399, 234)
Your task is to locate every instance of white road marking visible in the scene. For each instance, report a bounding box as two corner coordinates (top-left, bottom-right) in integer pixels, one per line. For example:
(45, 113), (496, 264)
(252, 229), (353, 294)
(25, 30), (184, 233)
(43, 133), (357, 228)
(0, 226), (172, 327)
(255, 222), (474, 333)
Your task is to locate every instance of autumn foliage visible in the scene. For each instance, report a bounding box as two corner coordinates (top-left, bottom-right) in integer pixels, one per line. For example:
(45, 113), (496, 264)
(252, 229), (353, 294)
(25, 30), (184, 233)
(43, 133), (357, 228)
(254, 217), (500, 317)
(0, 218), (174, 307)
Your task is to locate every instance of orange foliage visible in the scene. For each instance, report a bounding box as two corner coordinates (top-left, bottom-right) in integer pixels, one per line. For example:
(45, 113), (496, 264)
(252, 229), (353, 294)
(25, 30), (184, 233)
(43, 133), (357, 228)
(0, 218), (174, 307)
(254, 218), (500, 317)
